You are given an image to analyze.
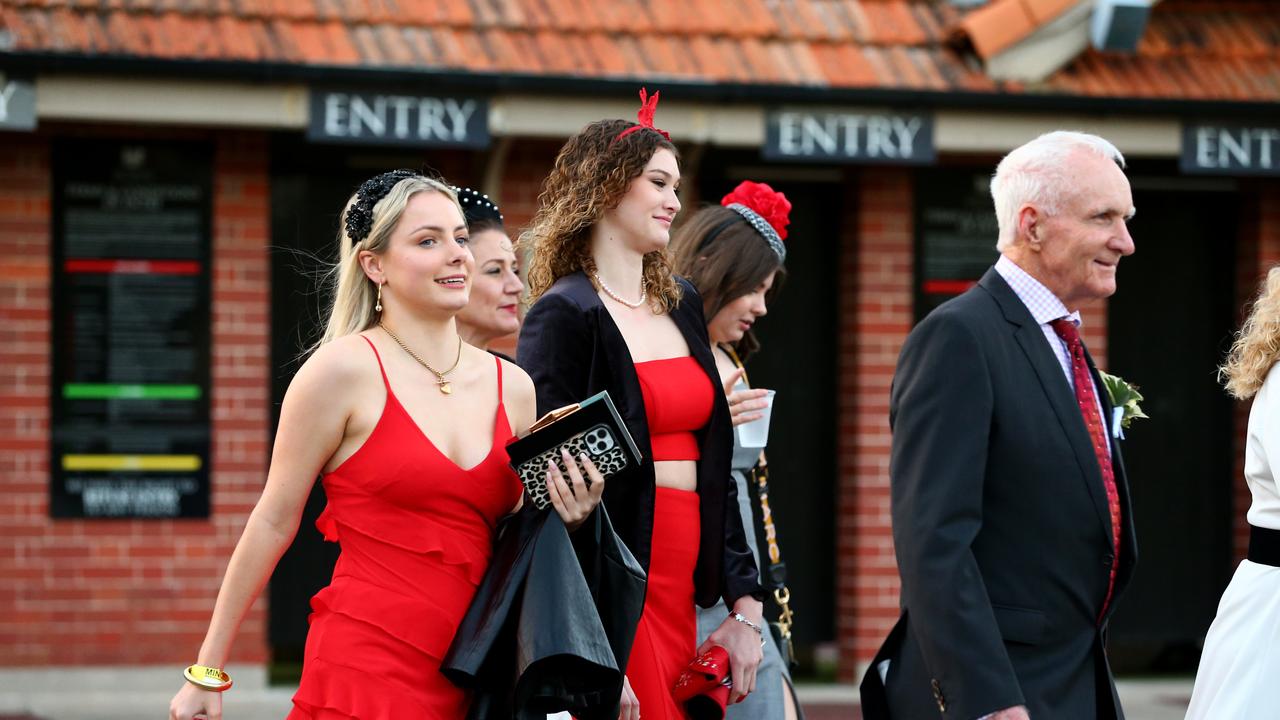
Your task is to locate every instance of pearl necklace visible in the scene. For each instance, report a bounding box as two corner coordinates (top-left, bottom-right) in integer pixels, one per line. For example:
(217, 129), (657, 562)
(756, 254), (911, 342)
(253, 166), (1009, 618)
(594, 272), (647, 309)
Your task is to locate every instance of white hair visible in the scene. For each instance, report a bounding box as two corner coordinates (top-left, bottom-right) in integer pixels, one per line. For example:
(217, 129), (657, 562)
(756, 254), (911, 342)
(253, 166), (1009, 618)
(991, 131), (1126, 251)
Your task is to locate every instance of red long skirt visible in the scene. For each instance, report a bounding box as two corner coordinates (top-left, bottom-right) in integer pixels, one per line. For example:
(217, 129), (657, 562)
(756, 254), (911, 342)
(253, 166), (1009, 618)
(626, 487), (701, 720)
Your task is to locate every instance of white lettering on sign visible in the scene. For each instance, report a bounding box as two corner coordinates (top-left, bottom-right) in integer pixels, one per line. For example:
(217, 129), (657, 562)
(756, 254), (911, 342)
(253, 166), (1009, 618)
(319, 92), (479, 144)
(772, 111), (932, 162)
(1190, 126), (1280, 172)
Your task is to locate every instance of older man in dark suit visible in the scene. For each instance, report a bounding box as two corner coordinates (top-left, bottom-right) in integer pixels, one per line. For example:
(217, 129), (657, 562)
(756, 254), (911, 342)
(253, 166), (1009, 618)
(861, 131), (1138, 719)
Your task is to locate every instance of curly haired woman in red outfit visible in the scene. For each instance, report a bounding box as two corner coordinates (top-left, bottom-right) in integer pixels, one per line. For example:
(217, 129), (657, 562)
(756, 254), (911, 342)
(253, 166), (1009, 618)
(170, 172), (603, 720)
(518, 91), (766, 720)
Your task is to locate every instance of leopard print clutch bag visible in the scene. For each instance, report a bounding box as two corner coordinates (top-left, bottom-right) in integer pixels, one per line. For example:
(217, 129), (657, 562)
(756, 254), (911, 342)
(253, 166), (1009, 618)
(506, 391), (641, 510)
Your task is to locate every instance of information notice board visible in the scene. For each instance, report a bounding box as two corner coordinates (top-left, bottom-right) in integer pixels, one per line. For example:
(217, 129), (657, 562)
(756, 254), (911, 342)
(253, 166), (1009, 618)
(50, 141), (213, 518)
(915, 168), (1000, 320)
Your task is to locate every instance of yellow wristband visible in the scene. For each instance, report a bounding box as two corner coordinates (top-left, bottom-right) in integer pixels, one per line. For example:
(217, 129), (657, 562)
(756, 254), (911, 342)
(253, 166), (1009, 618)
(183, 664), (233, 692)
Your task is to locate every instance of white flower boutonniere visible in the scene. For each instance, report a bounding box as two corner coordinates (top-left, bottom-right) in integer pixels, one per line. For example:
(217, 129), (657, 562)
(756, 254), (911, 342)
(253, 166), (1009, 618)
(1100, 372), (1147, 440)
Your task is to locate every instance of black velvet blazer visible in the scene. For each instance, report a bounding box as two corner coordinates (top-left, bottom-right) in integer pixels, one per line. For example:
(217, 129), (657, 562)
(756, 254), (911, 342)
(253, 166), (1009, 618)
(516, 270), (763, 608)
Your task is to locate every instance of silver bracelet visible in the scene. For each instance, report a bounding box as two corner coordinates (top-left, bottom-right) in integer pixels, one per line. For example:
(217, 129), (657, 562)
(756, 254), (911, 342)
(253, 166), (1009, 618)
(729, 611), (763, 635)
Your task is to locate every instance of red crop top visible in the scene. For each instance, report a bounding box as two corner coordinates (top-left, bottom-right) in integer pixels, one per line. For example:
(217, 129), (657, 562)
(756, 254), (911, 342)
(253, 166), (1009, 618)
(634, 356), (715, 461)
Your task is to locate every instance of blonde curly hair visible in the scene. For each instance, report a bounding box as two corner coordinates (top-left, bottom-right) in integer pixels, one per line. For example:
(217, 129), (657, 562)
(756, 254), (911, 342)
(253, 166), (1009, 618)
(521, 118), (682, 312)
(1222, 266), (1280, 399)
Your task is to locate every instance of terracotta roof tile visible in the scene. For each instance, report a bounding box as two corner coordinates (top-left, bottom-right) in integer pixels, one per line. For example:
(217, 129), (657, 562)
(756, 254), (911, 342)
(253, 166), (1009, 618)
(1, 0), (1275, 102)
(493, 30), (531, 72)
(1024, 0), (1076, 26)
(955, 0), (1037, 59)
(860, 45), (896, 86)
(909, 2), (946, 44)
(533, 28), (573, 74)
(583, 31), (626, 76)
(734, 0), (775, 40)
(834, 0), (869, 44)
(787, 39), (826, 84)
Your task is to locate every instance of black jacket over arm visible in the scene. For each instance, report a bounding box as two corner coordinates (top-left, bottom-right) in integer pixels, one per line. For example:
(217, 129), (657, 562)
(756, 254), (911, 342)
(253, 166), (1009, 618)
(861, 268), (1137, 720)
(517, 271), (763, 608)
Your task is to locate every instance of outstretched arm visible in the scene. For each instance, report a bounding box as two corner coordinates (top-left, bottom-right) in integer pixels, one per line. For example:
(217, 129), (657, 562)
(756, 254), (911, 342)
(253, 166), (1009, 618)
(170, 344), (360, 720)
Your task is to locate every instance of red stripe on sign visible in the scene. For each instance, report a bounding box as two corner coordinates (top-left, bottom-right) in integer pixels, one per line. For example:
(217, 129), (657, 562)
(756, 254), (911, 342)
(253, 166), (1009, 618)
(922, 279), (977, 294)
(64, 259), (201, 275)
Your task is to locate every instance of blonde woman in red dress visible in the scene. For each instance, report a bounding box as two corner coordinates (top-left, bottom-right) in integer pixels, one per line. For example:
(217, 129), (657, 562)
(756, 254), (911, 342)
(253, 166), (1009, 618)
(169, 171), (603, 720)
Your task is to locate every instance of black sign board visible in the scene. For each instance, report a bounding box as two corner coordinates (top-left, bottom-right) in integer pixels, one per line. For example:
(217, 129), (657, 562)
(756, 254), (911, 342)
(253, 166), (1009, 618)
(764, 109), (935, 164)
(1181, 123), (1280, 176)
(308, 89), (489, 148)
(915, 168), (999, 320)
(50, 140), (213, 518)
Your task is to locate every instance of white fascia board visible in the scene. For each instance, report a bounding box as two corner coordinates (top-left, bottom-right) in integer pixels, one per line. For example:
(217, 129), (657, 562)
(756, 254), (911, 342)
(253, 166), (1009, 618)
(37, 75), (308, 128)
(33, 75), (1180, 157)
(935, 110), (1179, 156)
(489, 94), (764, 146)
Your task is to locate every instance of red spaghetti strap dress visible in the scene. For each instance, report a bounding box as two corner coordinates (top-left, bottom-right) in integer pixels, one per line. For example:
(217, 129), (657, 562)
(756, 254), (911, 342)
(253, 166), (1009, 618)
(626, 356), (716, 720)
(288, 337), (522, 720)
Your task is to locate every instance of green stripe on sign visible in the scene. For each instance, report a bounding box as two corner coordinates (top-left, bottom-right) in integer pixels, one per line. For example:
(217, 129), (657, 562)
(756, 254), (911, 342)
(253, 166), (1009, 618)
(62, 383), (202, 400)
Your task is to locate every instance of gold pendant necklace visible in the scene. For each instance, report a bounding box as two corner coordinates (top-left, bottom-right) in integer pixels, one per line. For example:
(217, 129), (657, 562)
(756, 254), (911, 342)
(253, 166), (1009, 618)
(379, 323), (462, 395)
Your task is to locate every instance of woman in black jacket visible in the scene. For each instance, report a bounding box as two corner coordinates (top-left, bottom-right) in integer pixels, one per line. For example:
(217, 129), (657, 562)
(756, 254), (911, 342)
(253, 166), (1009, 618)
(517, 91), (765, 720)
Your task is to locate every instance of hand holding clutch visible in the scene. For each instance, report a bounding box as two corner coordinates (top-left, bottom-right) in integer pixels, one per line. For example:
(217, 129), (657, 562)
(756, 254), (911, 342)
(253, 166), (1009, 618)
(541, 447), (605, 531)
(673, 646), (733, 720)
(506, 391), (641, 510)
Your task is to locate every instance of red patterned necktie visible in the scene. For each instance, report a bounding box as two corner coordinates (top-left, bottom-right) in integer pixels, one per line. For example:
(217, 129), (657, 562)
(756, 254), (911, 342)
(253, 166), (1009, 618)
(1049, 318), (1121, 623)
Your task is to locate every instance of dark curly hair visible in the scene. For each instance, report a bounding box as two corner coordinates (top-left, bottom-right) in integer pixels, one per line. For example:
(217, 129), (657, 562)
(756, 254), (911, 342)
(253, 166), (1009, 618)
(669, 204), (787, 360)
(521, 119), (683, 312)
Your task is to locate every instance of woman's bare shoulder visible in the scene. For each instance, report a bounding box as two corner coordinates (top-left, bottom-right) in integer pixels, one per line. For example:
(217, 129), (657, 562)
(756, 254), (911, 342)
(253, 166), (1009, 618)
(288, 334), (379, 398)
(498, 357), (537, 429)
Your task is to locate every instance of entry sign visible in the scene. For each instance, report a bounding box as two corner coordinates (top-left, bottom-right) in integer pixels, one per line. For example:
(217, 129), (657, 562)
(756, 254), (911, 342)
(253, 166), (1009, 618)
(1181, 123), (1280, 176)
(764, 109), (935, 164)
(309, 89), (489, 148)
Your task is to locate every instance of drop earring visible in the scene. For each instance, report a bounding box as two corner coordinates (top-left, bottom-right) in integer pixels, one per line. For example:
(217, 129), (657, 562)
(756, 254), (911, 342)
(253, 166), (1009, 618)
(375, 281), (383, 313)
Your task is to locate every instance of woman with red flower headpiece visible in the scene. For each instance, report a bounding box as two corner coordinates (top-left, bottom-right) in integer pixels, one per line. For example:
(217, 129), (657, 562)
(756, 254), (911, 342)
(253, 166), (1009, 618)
(670, 180), (806, 720)
(518, 90), (766, 719)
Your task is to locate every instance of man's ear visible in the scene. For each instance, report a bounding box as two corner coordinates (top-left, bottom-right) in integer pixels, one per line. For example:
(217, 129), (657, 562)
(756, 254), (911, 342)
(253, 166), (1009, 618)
(1017, 205), (1042, 250)
(357, 250), (384, 285)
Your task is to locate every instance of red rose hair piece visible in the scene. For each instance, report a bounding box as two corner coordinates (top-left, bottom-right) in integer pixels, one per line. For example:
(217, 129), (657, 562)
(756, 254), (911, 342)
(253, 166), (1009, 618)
(721, 180), (792, 261)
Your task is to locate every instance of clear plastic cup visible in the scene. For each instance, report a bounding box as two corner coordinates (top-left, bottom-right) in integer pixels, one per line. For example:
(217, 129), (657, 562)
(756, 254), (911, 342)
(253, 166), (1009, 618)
(736, 390), (776, 448)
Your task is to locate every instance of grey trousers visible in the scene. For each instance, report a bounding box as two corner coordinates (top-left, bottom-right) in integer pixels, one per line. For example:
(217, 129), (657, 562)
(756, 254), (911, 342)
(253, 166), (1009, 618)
(695, 469), (796, 719)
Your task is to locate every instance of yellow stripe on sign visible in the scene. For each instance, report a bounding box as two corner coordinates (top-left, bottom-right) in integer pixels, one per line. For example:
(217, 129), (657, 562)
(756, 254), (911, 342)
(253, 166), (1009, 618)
(61, 455), (202, 471)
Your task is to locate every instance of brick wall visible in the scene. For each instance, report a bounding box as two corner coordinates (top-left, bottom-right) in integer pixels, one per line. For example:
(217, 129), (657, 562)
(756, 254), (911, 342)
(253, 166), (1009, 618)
(489, 138), (563, 359)
(0, 129), (271, 665)
(839, 167), (913, 679)
(0, 134), (53, 663)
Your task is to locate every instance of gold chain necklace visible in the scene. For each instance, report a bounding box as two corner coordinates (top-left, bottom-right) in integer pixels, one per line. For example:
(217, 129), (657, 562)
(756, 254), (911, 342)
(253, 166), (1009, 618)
(379, 323), (463, 395)
(593, 272), (647, 309)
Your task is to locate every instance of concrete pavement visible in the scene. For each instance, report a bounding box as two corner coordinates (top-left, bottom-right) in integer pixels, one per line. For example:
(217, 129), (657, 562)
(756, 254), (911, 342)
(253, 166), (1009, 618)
(0, 668), (1194, 719)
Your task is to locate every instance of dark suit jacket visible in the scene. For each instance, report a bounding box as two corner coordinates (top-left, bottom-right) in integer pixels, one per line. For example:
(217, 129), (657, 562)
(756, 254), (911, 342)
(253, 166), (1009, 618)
(516, 270), (763, 608)
(861, 268), (1138, 720)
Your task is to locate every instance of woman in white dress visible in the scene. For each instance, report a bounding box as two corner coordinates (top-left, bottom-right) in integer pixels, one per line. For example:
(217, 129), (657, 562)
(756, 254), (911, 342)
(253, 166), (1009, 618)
(1186, 266), (1280, 719)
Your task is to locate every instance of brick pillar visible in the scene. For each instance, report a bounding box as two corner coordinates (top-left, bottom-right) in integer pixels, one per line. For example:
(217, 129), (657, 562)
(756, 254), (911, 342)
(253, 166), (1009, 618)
(838, 168), (913, 679)
(491, 138), (561, 359)
(203, 132), (273, 662)
(0, 135), (52, 664)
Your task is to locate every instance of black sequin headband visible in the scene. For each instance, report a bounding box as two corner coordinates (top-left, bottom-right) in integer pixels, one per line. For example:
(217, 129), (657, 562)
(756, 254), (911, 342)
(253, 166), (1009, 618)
(344, 169), (422, 243)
